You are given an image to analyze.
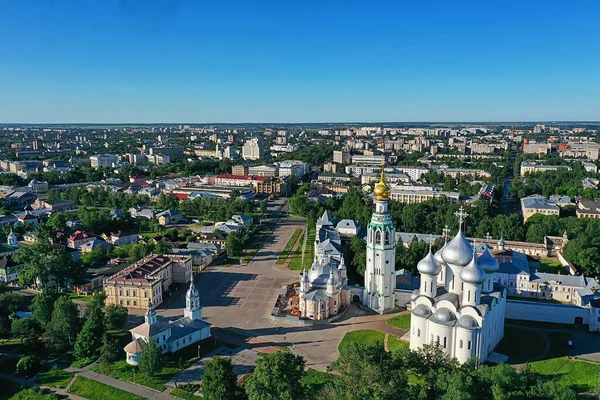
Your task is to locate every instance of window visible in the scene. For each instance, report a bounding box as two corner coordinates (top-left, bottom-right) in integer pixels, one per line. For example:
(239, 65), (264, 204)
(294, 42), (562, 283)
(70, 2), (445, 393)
(133, 301), (137, 306)
(468, 341), (471, 350)
(132, 290), (136, 297)
(126, 290), (129, 297)
(459, 340), (463, 349)
(424, 281), (427, 292)
(443, 337), (447, 349)
(468, 291), (471, 302)
(119, 289), (123, 296)
(119, 300), (123, 305)
(384, 231), (390, 244)
(126, 300), (130, 306)
(436, 335), (440, 344)
(375, 230), (381, 244)
(417, 329), (421, 337)
(163, 345), (166, 350)
(156, 338), (159, 344)
(144, 291), (148, 298)
(163, 335), (166, 341)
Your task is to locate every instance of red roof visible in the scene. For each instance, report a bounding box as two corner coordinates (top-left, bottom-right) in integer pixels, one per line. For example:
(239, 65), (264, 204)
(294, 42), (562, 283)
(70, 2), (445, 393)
(173, 192), (189, 200)
(68, 230), (96, 241)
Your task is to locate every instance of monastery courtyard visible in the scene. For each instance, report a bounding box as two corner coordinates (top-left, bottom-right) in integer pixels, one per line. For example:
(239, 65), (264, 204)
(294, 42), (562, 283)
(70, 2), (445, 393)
(135, 217), (411, 370)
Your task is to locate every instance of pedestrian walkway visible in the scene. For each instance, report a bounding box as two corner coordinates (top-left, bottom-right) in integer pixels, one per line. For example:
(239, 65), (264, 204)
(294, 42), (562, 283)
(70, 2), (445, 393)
(76, 369), (172, 400)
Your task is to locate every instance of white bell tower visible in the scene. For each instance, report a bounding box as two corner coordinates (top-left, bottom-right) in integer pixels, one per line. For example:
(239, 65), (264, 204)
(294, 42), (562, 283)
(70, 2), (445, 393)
(363, 167), (396, 313)
(184, 279), (202, 321)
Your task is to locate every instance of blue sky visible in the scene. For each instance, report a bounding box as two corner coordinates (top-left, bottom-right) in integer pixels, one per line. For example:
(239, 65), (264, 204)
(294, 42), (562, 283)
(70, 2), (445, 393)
(1, 1), (599, 123)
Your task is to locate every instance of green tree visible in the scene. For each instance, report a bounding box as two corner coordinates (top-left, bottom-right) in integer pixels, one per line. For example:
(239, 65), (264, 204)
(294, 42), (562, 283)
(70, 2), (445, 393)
(74, 295), (106, 360)
(202, 356), (238, 400)
(16, 355), (41, 378)
(226, 231), (244, 258)
(348, 236), (367, 276)
(45, 296), (80, 354)
(245, 351), (306, 400)
(99, 334), (121, 367)
(260, 200), (267, 215)
(11, 317), (42, 352)
(104, 304), (128, 330)
(328, 342), (409, 400)
(29, 291), (55, 327)
(139, 339), (162, 377)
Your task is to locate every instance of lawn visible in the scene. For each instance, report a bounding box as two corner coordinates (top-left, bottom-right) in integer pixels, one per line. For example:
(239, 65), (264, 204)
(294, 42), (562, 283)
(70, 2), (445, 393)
(35, 367), (73, 388)
(92, 337), (216, 391)
(495, 326), (546, 363)
(303, 369), (336, 394)
(171, 387), (202, 399)
(338, 329), (385, 354)
(387, 314), (411, 330)
(537, 258), (563, 272)
(387, 335), (409, 352)
(67, 292), (95, 303)
(275, 228), (303, 264)
(288, 226), (315, 271)
(68, 376), (146, 400)
(529, 357), (600, 393)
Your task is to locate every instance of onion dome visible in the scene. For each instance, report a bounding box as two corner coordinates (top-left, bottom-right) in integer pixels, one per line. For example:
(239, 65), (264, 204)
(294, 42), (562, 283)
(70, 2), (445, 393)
(417, 247), (442, 276)
(412, 304), (432, 318)
(477, 247), (499, 273)
(186, 280), (199, 298)
(338, 257), (347, 271)
(434, 243), (447, 265)
(373, 167), (390, 201)
(442, 230), (473, 266)
(460, 253), (486, 285)
(458, 315), (479, 329)
(432, 307), (456, 323)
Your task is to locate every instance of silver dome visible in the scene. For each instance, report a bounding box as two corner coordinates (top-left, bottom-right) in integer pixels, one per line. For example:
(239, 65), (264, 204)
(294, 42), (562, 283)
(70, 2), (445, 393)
(460, 254), (487, 285)
(308, 261), (340, 286)
(186, 281), (199, 298)
(434, 243), (447, 265)
(412, 304), (432, 317)
(417, 248), (442, 276)
(432, 307), (456, 322)
(442, 230), (473, 266)
(477, 247), (499, 273)
(457, 315), (479, 329)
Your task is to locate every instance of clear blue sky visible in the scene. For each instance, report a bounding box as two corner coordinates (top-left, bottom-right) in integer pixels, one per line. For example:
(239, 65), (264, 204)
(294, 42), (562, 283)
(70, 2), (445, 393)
(1, 1), (599, 123)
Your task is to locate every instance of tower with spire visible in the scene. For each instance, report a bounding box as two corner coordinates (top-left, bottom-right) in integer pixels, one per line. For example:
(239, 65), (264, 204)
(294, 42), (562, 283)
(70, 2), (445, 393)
(7, 229), (18, 248)
(184, 278), (202, 321)
(363, 165), (396, 313)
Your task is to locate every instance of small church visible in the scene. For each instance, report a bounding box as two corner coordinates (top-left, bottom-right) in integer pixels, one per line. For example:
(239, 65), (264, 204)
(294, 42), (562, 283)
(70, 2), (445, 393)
(124, 279), (211, 365)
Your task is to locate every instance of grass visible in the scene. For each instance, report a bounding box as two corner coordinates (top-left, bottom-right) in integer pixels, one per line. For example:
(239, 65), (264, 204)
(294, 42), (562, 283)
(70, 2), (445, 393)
(275, 228), (303, 264)
(537, 258), (563, 272)
(387, 314), (411, 329)
(171, 387), (202, 399)
(495, 326), (546, 363)
(387, 335), (409, 352)
(303, 369), (336, 394)
(338, 330), (385, 354)
(35, 367), (73, 388)
(93, 337), (217, 391)
(171, 384), (201, 399)
(68, 376), (146, 400)
(288, 226), (315, 271)
(67, 292), (95, 303)
(529, 357), (600, 393)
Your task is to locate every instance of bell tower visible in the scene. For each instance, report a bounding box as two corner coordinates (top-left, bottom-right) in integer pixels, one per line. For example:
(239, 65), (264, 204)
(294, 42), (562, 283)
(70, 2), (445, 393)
(363, 166), (396, 313)
(184, 279), (202, 321)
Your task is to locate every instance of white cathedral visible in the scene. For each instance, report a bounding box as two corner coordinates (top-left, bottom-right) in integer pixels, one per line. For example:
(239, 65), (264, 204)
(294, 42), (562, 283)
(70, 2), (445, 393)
(298, 169), (507, 363)
(408, 209), (507, 364)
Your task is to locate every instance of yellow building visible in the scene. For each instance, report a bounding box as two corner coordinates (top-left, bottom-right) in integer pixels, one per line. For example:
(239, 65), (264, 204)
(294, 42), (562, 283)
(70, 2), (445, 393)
(103, 254), (192, 309)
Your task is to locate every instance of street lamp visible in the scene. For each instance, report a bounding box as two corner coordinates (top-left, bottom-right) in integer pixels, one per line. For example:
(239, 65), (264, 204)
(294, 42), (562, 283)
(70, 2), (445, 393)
(198, 344), (201, 358)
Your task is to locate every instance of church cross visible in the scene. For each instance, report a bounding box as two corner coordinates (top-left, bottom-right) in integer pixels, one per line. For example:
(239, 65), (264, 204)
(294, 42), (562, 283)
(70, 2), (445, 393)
(442, 225), (450, 239)
(454, 206), (468, 229)
(485, 232), (492, 241)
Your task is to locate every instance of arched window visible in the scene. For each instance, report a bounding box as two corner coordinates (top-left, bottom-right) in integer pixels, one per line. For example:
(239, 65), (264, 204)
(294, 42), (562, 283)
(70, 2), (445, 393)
(375, 230), (382, 244)
(384, 231), (390, 245)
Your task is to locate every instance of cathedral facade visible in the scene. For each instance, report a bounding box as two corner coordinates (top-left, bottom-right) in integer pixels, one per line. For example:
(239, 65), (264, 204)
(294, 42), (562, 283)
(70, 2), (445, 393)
(409, 208), (507, 364)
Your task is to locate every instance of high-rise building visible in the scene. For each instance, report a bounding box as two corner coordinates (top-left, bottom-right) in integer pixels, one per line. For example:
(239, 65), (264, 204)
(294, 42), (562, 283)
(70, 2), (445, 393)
(363, 170), (396, 313)
(242, 137), (265, 160)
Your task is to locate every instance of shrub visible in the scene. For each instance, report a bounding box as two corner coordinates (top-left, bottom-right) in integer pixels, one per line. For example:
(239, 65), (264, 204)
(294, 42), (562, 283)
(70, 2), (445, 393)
(16, 355), (41, 377)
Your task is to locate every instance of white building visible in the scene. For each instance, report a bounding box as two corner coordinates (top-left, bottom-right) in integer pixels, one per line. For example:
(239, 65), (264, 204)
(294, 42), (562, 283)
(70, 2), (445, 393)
(276, 160), (309, 177)
(388, 185), (460, 204)
(395, 166), (430, 181)
(124, 280), (211, 365)
(242, 137), (265, 160)
(28, 179), (48, 194)
(409, 209), (507, 364)
(90, 154), (119, 168)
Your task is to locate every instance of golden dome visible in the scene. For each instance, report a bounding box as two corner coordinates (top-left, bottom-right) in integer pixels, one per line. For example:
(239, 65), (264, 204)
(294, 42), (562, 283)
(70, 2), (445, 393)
(373, 166), (390, 201)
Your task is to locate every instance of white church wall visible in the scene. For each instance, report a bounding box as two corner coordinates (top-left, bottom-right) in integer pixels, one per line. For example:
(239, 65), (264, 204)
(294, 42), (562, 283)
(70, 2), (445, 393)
(394, 289), (413, 308)
(505, 300), (589, 325)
